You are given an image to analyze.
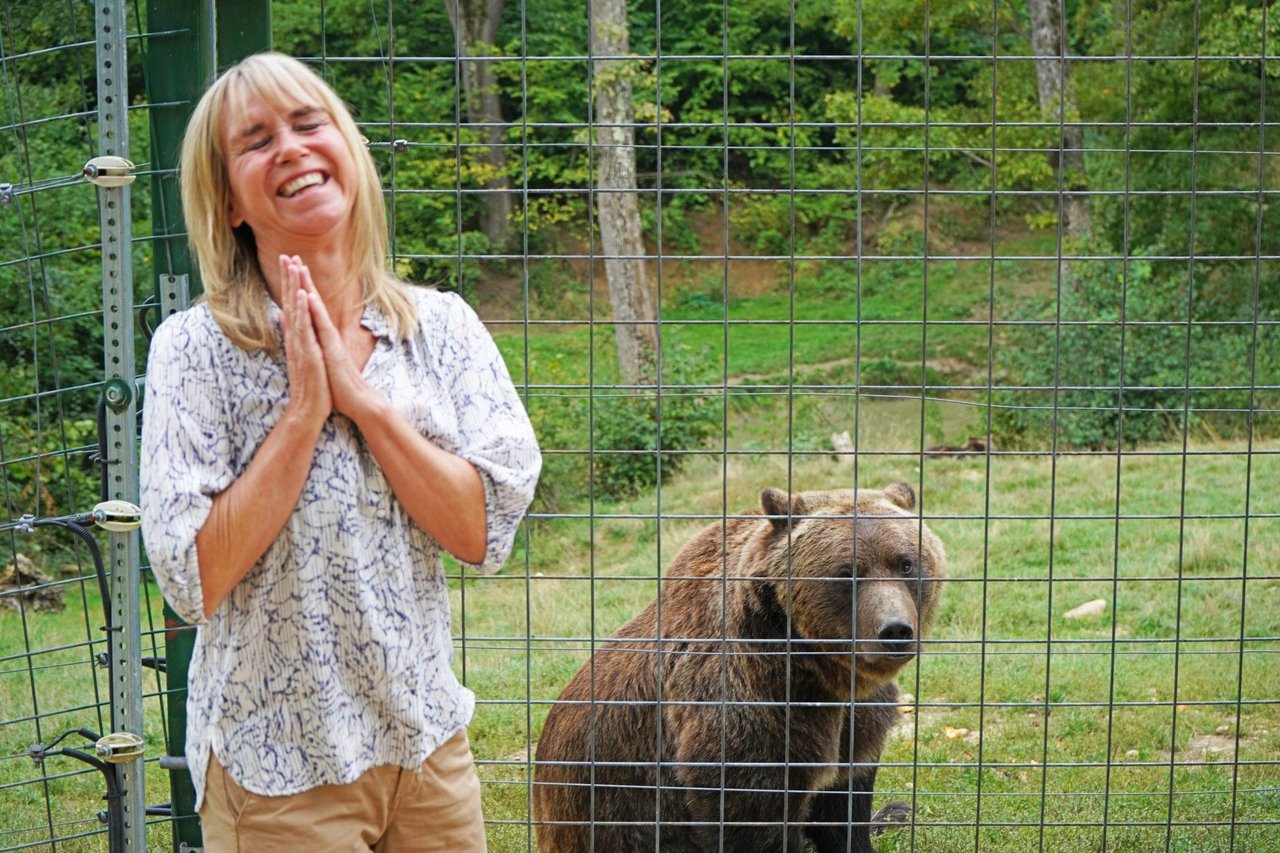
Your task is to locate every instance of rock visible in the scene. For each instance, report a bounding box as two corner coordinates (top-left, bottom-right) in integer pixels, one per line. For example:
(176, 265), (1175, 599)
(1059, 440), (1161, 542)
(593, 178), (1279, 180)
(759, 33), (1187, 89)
(898, 693), (916, 714)
(0, 553), (65, 613)
(944, 726), (969, 740)
(1125, 749), (1139, 759)
(1215, 725), (1231, 735)
(830, 431), (854, 465)
(1064, 598), (1107, 620)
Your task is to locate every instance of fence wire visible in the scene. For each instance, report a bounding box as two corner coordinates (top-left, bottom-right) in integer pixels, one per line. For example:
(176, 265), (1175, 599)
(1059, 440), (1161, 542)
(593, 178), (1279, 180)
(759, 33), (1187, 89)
(1, 1), (1277, 852)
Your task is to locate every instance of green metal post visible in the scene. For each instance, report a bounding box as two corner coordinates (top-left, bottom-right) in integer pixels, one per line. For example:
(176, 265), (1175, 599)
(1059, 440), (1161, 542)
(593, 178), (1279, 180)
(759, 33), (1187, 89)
(146, 6), (210, 849)
(215, 0), (272, 70)
(144, 3), (269, 850)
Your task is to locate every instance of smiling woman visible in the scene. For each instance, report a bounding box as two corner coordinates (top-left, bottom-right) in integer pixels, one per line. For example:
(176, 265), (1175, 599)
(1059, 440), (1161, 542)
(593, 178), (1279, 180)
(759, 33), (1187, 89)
(177, 53), (415, 355)
(140, 53), (541, 853)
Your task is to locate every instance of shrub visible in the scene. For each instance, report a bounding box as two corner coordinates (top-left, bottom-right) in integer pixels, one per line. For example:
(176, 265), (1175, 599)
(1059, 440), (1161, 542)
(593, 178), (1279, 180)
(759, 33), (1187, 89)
(526, 345), (721, 510)
(592, 349), (721, 500)
(993, 253), (1274, 449)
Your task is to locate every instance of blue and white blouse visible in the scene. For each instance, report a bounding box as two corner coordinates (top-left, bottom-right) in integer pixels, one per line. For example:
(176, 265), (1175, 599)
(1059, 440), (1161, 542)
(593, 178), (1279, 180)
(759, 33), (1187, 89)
(140, 286), (540, 808)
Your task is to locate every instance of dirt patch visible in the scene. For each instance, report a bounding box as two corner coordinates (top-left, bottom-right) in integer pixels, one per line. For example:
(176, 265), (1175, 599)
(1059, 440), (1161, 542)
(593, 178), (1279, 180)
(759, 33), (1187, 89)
(1181, 733), (1248, 763)
(470, 271), (525, 323)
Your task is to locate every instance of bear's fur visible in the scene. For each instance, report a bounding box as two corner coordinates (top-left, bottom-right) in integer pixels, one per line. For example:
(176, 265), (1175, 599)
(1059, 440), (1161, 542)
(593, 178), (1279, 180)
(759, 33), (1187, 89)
(533, 484), (946, 853)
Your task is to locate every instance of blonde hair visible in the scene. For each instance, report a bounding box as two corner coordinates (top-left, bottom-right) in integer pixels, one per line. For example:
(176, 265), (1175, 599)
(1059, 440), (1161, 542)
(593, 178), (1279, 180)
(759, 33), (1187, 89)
(179, 52), (416, 353)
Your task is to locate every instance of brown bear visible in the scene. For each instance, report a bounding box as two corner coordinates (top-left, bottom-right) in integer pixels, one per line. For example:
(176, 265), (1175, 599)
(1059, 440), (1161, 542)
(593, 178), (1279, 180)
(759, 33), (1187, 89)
(533, 483), (945, 853)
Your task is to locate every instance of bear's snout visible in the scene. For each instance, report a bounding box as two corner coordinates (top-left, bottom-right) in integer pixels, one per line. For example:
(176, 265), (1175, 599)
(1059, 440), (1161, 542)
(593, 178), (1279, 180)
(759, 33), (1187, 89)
(875, 617), (917, 661)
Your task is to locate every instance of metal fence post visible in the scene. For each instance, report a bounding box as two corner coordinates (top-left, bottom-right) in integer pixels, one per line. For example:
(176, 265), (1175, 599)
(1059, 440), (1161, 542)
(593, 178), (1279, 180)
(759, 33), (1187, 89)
(143, 4), (269, 850)
(146, 3), (212, 846)
(95, 1), (145, 849)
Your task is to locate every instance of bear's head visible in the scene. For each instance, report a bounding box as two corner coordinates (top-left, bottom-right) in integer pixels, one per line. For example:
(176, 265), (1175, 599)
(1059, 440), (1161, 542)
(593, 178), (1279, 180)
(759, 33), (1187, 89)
(752, 484), (945, 682)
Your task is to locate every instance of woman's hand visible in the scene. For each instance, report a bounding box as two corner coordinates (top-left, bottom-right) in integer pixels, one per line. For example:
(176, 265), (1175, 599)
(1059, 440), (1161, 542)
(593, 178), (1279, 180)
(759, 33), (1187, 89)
(291, 257), (382, 421)
(279, 254), (332, 432)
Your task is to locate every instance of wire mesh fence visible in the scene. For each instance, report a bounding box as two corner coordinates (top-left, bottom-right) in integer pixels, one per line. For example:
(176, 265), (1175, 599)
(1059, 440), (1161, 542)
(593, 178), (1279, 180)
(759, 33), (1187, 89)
(1, 1), (163, 850)
(2, 0), (1278, 851)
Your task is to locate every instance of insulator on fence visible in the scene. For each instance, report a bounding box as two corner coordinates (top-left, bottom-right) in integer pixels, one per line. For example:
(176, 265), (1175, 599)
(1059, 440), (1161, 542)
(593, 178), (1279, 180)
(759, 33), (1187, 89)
(92, 500), (142, 532)
(95, 732), (144, 764)
(0, 183), (13, 205)
(82, 156), (135, 187)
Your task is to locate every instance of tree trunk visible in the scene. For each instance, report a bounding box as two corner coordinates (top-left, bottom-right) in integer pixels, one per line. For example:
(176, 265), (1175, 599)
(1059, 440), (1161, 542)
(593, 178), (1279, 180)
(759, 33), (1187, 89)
(590, 0), (658, 386)
(445, 0), (512, 251)
(1028, 0), (1090, 238)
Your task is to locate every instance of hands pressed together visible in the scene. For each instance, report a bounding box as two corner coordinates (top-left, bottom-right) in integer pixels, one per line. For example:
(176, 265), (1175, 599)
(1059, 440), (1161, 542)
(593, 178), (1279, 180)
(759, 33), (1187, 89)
(274, 254), (488, 566)
(279, 254), (380, 430)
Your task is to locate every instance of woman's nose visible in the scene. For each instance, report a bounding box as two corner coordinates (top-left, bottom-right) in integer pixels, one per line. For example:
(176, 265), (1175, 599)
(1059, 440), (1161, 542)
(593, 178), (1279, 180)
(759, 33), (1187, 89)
(275, 129), (307, 162)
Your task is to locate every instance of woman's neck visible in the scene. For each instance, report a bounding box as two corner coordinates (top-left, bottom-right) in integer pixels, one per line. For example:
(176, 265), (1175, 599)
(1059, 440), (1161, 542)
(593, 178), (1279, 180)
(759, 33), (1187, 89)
(259, 239), (364, 328)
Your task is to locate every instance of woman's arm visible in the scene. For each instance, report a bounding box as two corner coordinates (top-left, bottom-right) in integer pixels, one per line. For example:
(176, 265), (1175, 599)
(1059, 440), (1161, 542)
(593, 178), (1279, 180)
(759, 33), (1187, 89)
(192, 410), (323, 618)
(194, 264), (332, 618)
(346, 396), (488, 564)
(299, 273), (489, 563)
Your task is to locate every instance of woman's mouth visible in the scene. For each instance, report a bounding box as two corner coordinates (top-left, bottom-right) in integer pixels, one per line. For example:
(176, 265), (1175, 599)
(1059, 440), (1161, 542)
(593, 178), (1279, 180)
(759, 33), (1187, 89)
(278, 172), (328, 197)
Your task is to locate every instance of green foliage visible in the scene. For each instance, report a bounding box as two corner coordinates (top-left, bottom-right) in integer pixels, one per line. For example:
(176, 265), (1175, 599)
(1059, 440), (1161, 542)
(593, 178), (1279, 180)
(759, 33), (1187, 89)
(1, 405), (101, 518)
(592, 351), (721, 500)
(1079, 0), (1280, 299)
(526, 345), (720, 509)
(0, 3), (124, 522)
(993, 253), (1275, 449)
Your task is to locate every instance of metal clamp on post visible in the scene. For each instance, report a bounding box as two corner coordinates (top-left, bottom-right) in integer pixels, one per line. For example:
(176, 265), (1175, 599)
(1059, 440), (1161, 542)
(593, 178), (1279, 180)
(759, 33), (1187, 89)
(95, 732), (144, 764)
(83, 156), (136, 187)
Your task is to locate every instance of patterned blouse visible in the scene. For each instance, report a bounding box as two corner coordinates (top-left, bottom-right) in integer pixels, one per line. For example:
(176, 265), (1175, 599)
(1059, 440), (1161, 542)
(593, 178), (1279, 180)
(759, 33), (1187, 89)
(140, 286), (540, 808)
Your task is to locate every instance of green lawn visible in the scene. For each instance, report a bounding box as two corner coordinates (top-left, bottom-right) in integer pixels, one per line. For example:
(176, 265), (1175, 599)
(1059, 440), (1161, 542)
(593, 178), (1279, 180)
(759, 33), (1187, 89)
(462, 430), (1280, 853)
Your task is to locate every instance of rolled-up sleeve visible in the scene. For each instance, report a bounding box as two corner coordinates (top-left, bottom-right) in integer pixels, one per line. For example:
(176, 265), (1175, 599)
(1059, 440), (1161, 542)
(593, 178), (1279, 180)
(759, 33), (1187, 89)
(439, 295), (541, 574)
(140, 313), (236, 625)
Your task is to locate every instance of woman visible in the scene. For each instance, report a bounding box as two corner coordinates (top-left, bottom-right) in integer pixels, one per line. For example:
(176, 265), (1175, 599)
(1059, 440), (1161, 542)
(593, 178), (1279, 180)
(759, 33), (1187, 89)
(141, 53), (540, 851)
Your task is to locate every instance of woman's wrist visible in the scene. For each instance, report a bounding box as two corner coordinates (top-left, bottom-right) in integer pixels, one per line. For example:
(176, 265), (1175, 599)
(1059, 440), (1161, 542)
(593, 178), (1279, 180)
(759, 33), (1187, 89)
(343, 385), (392, 430)
(280, 400), (329, 437)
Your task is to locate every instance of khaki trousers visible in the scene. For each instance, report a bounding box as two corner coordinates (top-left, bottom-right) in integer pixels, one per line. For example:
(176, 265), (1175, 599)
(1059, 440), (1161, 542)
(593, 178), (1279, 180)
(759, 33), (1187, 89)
(199, 729), (487, 853)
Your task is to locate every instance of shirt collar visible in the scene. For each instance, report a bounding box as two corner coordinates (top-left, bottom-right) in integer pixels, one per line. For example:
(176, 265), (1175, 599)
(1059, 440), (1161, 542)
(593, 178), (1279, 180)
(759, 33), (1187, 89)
(359, 299), (394, 341)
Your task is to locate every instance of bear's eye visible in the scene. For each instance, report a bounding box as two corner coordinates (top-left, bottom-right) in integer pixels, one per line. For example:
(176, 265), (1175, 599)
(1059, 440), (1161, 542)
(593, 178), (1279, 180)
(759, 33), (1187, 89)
(898, 556), (917, 576)
(833, 565), (854, 580)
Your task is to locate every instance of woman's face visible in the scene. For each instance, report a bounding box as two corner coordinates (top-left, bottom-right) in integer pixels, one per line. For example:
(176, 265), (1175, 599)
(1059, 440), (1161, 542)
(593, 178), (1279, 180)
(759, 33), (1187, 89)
(220, 90), (357, 249)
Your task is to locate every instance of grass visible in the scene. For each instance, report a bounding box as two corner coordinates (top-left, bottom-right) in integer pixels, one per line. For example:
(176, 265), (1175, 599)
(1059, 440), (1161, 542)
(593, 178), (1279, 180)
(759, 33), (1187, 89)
(4, 230), (1278, 851)
(493, 234), (1056, 390)
(0, 579), (185, 852)
(462, 431), (1280, 853)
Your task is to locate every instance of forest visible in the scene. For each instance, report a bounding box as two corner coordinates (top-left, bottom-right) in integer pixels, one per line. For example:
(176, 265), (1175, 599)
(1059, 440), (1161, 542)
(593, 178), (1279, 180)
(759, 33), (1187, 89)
(1, 0), (1277, 518)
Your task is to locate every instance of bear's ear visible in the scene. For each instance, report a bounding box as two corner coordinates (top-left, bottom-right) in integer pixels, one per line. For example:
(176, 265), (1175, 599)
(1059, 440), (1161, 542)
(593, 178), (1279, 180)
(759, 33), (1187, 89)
(761, 488), (809, 531)
(884, 482), (916, 511)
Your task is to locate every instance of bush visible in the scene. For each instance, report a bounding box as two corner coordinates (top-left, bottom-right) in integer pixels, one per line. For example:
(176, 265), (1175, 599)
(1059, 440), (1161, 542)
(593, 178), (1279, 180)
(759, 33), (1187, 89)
(593, 349), (721, 501)
(527, 346), (721, 510)
(993, 254), (1274, 449)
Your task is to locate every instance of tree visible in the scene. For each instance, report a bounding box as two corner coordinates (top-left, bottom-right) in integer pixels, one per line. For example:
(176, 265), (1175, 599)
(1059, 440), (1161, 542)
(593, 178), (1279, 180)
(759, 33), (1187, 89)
(1028, 0), (1090, 238)
(589, 0), (657, 386)
(445, 0), (513, 251)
